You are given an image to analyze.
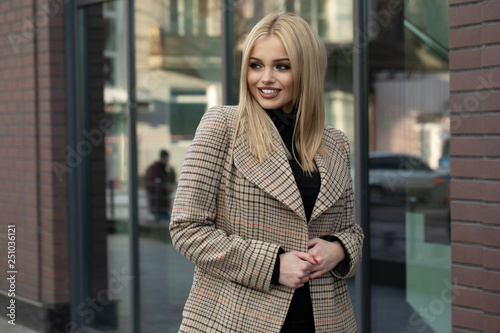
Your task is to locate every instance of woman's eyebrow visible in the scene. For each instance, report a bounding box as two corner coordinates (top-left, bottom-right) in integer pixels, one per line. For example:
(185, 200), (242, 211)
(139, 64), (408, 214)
(249, 57), (290, 62)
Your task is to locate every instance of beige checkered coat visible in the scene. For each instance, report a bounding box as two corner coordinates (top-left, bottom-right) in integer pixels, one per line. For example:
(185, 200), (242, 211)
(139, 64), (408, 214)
(170, 105), (363, 332)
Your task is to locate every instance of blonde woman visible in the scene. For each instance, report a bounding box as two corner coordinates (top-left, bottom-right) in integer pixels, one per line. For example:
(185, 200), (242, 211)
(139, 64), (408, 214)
(169, 13), (363, 333)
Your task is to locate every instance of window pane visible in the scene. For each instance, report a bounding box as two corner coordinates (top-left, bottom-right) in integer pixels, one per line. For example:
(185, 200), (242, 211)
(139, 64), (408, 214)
(135, 0), (222, 331)
(367, 1), (451, 332)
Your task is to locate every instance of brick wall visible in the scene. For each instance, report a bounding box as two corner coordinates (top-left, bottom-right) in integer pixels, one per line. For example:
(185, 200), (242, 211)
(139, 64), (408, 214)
(449, 0), (500, 332)
(0, 0), (69, 330)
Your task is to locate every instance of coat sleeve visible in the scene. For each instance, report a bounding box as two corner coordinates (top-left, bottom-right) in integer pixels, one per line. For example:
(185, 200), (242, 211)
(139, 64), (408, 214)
(169, 106), (280, 293)
(329, 131), (364, 280)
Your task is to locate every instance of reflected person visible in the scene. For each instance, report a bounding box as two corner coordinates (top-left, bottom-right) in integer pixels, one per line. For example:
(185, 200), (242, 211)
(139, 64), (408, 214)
(145, 149), (176, 222)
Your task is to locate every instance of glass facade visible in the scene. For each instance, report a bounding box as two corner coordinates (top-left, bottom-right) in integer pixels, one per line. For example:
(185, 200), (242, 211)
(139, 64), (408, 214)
(68, 1), (451, 332)
(367, 1), (450, 332)
(134, 1), (222, 331)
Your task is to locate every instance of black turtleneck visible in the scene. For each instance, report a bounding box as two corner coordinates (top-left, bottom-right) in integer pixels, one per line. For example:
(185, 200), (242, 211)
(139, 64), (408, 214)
(267, 108), (320, 326)
(266, 109), (321, 222)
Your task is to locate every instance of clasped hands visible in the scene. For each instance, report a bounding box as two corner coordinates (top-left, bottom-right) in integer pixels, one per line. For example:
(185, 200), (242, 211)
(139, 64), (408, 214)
(278, 238), (345, 289)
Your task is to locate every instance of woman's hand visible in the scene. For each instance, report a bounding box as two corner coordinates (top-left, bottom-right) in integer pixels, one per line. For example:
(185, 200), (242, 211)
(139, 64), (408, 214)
(279, 251), (316, 288)
(307, 238), (346, 279)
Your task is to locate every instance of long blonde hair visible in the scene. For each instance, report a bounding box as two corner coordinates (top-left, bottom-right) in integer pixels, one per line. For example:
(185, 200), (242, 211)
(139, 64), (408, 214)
(236, 13), (327, 174)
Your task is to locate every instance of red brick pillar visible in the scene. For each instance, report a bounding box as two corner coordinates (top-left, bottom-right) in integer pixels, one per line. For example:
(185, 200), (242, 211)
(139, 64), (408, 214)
(0, 0), (70, 331)
(449, 0), (500, 332)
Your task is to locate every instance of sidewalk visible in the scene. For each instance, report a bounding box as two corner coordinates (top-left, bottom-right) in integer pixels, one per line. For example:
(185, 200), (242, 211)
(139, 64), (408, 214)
(0, 317), (38, 333)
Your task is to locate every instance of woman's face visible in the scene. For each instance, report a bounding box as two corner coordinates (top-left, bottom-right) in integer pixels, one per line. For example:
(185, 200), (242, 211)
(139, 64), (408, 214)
(247, 35), (294, 113)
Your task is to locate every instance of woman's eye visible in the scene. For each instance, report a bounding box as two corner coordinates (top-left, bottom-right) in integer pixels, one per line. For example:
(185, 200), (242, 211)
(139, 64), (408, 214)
(249, 63), (262, 69)
(276, 64), (290, 70)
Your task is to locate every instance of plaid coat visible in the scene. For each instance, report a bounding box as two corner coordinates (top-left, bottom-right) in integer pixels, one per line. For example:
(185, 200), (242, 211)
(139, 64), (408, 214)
(170, 105), (363, 332)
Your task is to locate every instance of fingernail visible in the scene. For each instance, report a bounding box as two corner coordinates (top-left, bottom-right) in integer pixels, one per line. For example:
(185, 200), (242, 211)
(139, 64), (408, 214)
(313, 258), (318, 264)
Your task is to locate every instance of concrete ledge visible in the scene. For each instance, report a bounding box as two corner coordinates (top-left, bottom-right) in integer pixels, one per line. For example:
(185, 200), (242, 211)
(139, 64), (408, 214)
(0, 291), (69, 333)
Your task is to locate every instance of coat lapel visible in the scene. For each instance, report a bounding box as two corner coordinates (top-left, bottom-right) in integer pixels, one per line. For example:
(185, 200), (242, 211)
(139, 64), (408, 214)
(232, 127), (307, 222)
(310, 143), (349, 222)
(232, 125), (350, 223)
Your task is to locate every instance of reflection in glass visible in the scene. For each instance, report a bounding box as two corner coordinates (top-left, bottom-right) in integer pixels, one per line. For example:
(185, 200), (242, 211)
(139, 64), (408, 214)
(367, 1), (450, 332)
(135, 1), (222, 332)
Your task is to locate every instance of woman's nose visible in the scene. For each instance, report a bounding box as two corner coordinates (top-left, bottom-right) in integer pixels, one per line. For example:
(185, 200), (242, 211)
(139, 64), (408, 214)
(261, 68), (275, 83)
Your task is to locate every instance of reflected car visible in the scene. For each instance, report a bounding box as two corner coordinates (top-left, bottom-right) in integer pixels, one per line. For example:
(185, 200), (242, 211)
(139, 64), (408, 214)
(368, 152), (449, 205)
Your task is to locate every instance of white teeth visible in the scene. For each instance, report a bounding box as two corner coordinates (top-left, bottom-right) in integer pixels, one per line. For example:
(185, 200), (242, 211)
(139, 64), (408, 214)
(262, 89), (279, 94)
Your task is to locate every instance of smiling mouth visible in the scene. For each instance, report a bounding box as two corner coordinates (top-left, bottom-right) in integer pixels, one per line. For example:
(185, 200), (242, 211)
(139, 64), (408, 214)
(259, 88), (280, 95)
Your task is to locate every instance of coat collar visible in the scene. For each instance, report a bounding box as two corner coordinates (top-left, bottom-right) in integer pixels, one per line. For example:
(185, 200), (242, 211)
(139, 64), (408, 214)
(232, 125), (349, 223)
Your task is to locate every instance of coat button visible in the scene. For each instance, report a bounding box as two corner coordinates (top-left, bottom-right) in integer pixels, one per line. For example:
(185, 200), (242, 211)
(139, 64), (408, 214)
(341, 304), (347, 312)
